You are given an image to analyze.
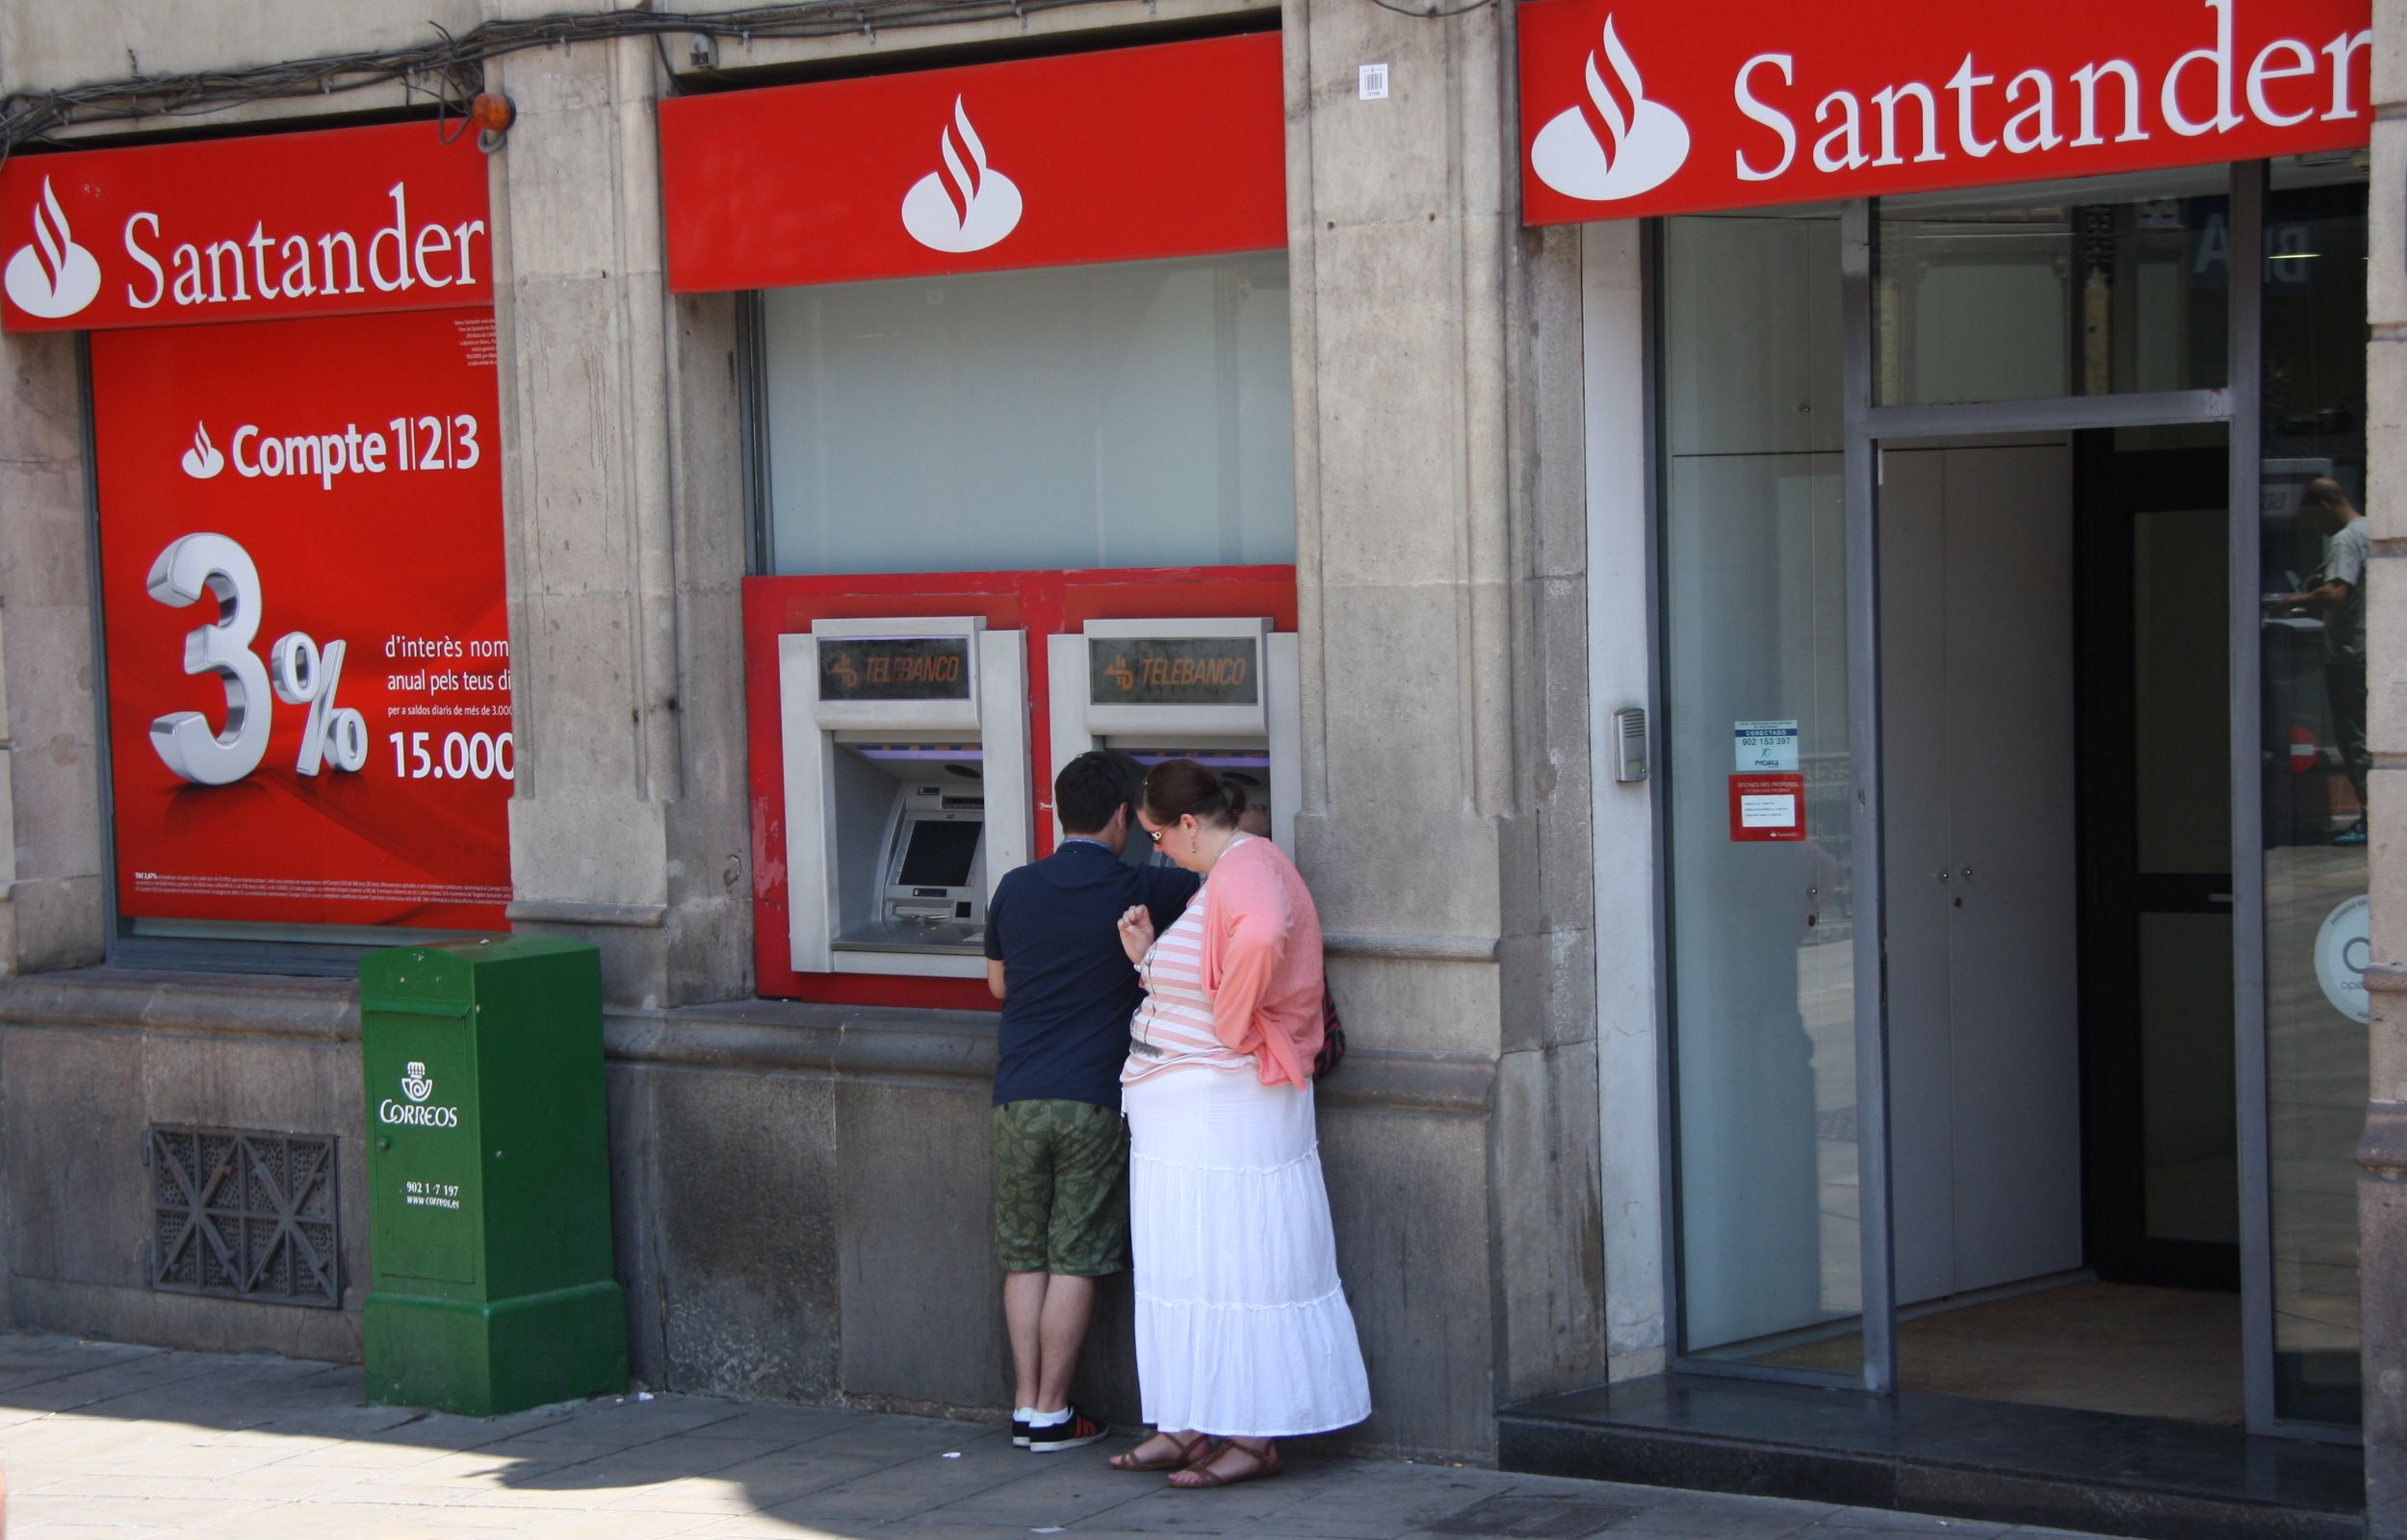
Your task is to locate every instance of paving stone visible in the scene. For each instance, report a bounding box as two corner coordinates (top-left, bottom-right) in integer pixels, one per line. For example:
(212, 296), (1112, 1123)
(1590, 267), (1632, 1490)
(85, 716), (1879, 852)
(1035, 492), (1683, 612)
(0, 1332), (2122, 1540)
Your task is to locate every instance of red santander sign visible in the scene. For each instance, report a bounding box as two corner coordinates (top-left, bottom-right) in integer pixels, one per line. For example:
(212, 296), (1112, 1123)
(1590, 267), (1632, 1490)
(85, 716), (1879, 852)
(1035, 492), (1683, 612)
(0, 121), (489, 331)
(660, 32), (1285, 292)
(1518, 0), (2372, 225)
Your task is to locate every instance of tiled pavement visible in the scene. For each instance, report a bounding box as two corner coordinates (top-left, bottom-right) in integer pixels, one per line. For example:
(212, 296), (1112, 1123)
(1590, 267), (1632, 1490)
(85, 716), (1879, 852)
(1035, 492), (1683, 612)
(0, 1332), (2113, 1540)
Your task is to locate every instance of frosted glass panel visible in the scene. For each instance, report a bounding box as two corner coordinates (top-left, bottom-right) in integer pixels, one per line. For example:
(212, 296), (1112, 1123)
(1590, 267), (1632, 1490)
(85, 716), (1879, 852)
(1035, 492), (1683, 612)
(1663, 211), (1860, 1361)
(761, 252), (1295, 576)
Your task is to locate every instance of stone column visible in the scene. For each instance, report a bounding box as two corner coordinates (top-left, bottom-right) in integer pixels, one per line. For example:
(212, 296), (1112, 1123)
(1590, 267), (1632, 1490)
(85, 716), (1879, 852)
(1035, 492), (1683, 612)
(485, 38), (750, 1010)
(1286, 0), (1606, 1446)
(0, 332), (105, 975)
(2363, 2), (2407, 1529)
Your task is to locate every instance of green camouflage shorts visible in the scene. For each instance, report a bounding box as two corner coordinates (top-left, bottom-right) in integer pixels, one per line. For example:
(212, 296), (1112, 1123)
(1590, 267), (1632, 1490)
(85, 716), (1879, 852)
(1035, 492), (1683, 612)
(993, 1098), (1129, 1276)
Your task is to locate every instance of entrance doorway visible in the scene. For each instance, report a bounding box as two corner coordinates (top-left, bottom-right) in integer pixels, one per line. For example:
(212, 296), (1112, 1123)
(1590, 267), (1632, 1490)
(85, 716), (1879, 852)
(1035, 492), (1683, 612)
(1735, 429), (2245, 1424)
(1651, 162), (2369, 1443)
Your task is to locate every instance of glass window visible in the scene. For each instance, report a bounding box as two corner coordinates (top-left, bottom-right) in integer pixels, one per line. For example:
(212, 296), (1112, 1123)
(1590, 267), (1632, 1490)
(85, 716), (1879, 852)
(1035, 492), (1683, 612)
(1662, 211), (1861, 1363)
(2258, 157), (2369, 1425)
(1876, 168), (2230, 405)
(759, 252), (1295, 576)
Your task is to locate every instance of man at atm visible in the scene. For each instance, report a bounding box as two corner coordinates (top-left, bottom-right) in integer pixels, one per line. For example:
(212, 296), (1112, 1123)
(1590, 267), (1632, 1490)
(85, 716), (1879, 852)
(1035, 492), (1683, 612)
(984, 751), (1199, 1450)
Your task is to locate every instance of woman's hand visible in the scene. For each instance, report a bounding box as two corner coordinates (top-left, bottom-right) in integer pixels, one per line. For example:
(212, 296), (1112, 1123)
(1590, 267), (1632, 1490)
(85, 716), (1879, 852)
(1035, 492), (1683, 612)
(1118, 905), (1156, 965)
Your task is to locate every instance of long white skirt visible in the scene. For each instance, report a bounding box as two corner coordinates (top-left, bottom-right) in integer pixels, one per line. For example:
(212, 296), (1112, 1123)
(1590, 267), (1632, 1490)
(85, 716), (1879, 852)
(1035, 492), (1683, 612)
(1124, 1066), (1372, 1438)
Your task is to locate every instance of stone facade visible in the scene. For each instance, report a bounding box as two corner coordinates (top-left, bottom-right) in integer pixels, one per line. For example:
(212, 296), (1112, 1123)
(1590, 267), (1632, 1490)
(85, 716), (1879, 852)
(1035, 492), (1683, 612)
(0, 0), (1602, 1462)
(3, 0), (2399, 1518)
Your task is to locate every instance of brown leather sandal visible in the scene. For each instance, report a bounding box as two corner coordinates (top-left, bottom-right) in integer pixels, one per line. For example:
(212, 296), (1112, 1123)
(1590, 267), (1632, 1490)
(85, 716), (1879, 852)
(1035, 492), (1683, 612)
(1166, 1440), (1281, 1488)
(1108, 1430), (1210, 1473)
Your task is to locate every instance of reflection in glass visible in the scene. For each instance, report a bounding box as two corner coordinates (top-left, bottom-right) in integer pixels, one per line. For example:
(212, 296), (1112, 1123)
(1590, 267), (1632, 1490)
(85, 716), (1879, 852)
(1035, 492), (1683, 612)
(1663, 213), (1860, 1361)
(761, 252), (1295, 576)
(2259, 163), (2368, 1425)
(1875, 169), (2230, 405)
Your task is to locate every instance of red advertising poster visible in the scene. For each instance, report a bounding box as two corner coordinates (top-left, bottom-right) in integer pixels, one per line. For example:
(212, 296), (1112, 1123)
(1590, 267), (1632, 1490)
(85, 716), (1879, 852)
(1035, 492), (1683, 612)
(1729, 774), (1807, 843)
(660, 33), (1286, 293)
(0, 121), (490, 333)
(1518, 0), (2371, 225)
(91, 307), (511, 930)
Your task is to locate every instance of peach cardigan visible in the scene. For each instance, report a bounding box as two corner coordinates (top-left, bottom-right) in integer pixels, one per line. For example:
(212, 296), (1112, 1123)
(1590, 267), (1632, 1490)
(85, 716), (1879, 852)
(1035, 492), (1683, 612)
(1199, 835), (1327, 1091)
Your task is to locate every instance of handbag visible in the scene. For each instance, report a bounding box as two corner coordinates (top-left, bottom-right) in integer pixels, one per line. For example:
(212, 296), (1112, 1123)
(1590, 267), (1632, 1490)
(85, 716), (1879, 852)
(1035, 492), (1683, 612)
(1313, 976), (1347, 1080)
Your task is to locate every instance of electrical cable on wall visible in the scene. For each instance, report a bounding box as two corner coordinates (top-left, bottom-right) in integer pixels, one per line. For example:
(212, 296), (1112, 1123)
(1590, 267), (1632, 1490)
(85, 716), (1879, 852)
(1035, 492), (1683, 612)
(0, 0), (1153, 162)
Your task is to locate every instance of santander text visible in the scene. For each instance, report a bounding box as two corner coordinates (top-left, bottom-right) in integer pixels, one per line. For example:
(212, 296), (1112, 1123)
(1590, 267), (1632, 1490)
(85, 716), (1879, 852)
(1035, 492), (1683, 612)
(1731, 0), (2369, 182)
(124, 181), (485, 313)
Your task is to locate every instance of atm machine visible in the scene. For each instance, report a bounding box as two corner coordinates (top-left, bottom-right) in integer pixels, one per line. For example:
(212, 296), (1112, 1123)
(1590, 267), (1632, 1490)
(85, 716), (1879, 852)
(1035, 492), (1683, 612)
(1048, 617), (1301, 850)
(779, 616), (1030, 977)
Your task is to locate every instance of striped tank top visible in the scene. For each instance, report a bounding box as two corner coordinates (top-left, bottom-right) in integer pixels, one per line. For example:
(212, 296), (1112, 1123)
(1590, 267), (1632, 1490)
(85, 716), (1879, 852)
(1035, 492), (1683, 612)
(1121, 881), (1253, 1086)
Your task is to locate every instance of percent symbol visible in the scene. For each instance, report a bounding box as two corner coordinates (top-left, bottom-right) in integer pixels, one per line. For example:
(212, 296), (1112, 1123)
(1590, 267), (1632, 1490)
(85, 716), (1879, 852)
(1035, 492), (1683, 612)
(268, 632), (370, 776)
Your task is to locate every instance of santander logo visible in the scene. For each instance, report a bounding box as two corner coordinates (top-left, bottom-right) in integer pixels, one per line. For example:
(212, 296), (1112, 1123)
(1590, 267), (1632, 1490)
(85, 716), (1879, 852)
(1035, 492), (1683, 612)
(180, 422), (225, 479)
(900, 97), (1023, 253)
(5, 177), (102, 320)
(1530, 16), (1692, 202)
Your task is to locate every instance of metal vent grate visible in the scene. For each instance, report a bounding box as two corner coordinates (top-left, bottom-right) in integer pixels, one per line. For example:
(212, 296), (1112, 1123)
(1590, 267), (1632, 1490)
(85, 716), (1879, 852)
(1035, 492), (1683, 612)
(146, 1125), (341, 1307)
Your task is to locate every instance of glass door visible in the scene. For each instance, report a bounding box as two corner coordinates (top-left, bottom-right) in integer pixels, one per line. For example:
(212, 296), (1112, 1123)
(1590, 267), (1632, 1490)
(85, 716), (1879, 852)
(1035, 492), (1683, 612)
(1659, 162), (2374, 1435)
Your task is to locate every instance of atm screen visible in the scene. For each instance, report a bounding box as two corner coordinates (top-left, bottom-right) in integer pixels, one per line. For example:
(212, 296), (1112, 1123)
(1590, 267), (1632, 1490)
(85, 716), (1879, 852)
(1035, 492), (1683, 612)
(897, 818), (982, 888)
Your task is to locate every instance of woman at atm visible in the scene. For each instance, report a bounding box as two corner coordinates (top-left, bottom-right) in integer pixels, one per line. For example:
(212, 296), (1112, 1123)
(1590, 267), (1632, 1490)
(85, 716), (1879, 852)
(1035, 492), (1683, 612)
(1107, 759), (1369, 1488)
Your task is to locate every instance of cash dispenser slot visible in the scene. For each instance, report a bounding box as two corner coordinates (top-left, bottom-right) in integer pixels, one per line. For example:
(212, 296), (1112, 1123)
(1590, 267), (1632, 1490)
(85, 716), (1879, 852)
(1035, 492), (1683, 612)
(780, 618), (1030, 979)
(1047, 617), (1301, 853)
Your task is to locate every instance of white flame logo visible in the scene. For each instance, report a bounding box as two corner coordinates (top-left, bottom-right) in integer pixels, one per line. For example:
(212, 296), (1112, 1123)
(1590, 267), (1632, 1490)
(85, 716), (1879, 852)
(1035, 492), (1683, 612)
(4, 177), (102, 320)
(1530, 17), (1691, 203)
(180, 422), (224, 479)
(899, 97), (1023, 254)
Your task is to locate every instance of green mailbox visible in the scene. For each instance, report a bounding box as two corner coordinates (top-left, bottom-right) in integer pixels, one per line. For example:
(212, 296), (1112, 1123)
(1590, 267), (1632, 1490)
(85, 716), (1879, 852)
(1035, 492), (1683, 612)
(359, 935), (627, 1416)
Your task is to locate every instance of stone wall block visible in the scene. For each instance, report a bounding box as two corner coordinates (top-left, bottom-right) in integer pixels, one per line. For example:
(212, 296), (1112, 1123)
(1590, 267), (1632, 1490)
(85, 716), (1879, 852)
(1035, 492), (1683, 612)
(2374, 335), (2407, 546)
(1, 602), (102, 880)
(488, 45), (649, 285)
(1309, 221), (1475, 588)
(0, 877), (103, 974)
(1320, 1103), (1493, 1456)
(2376, 768), (2407, 982)
(1525, 225), (1591, 585)
(1491, 1040), (1606, 1400)
(1324, 956), (1498, 1057)
(2365, 1142), (2407, 1538)
(2372, 117), (2407, 330)
(2, 1028), (147, 1287)
(1, 2), (479, 96)
(2368, 560), (2407, 769)
(0, 455), (91, 611)
(507, 279), (642, 599)
(2380, 0), (2407, 109)
(1301, 8), (1504, 229)
(835, 1076), (1006, 1411)
(646, 1065), (841, 1402)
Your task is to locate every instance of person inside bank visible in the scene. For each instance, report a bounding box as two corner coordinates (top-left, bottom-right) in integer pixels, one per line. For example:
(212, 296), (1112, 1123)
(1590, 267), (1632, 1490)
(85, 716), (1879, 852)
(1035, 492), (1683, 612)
(2272, 476), (2372, 844)
(1109, 759), (1371, 1488)
(985, 751), (1201, 1451)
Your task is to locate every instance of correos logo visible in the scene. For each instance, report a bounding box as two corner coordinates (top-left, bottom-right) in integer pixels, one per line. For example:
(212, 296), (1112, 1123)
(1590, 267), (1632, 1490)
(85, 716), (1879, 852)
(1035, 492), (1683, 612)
(1530, 17), (1691, 202)
(5, 177), (103, 320)
(379, 1062), (460, 1128)
(900, 97), (1023, 253)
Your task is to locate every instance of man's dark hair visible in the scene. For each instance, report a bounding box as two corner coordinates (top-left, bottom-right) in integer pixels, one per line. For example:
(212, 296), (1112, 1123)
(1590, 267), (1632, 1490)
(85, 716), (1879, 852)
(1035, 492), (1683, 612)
(1054, 750), (1142, 837)
(2301, 476), (2354, 514)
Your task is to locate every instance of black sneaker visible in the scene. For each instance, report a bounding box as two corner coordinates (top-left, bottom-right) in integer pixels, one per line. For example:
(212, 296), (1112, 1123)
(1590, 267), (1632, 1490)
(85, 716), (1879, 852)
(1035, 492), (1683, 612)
(1023, 1406), (1107, 1451)
(1012, 1414), (1033, 1448)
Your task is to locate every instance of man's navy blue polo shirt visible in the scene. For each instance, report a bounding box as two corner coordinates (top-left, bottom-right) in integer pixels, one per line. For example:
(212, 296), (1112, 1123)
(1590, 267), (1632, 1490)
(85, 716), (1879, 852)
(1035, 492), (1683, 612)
(985, 839), (1201, 1110)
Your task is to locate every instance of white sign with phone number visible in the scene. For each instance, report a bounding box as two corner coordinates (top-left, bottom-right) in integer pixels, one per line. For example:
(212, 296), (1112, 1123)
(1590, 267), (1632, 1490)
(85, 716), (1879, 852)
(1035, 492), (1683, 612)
(1735, 720), (1799, 772)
